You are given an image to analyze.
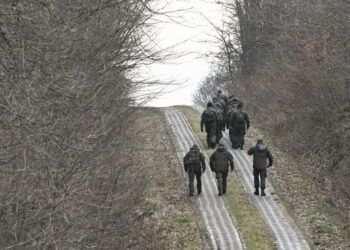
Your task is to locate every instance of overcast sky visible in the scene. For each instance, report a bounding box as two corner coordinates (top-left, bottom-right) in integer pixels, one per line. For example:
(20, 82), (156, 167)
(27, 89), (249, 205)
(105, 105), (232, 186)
(143, 0), (225, 107)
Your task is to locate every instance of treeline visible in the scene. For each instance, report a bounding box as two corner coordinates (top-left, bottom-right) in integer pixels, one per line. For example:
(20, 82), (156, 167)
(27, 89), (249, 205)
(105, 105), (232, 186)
(194, 0), (349, 222)
(0, 0), (159, 248)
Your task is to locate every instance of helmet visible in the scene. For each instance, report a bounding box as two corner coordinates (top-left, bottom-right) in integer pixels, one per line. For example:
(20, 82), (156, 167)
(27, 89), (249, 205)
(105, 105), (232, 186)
(257, 139), (264, 144)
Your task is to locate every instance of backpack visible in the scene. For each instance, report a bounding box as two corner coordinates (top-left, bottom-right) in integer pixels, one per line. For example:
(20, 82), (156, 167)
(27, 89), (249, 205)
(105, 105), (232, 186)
(203, 109), (216, 124)
(185, 150), (201, 165)
(235, 112), (245, 125)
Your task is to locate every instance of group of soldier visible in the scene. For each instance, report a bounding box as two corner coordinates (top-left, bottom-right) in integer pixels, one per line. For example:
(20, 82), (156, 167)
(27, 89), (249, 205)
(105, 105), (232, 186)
(184, 90), (273, 197)
(200, 90), (250, 150)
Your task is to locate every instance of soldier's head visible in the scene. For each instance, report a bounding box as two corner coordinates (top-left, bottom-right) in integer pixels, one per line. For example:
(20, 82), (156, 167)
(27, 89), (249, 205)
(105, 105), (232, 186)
(191, 144), (198, 150)
(217, 90), (222, 95)
(237, 103), (243, 110)
(217, 143), (225, 151)
(257, 139), (264, 145)
(207, 102), (213, 108)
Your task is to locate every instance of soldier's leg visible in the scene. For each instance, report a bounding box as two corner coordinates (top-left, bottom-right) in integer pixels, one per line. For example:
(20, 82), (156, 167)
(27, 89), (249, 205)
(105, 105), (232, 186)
(240, 128), (246, 149)
(229, 128), (236, 148)
(240, 134), (245, 150)
(216, 172), (223, 196)
(188, 171), (195, 196)
(222, 171), (228, 194)
(253, 169), (260, 195)
(206, 132), (211, 148)
(260, 170), (267, 196)
(210, 126), (217, 148)
(195, 171), (202, 194)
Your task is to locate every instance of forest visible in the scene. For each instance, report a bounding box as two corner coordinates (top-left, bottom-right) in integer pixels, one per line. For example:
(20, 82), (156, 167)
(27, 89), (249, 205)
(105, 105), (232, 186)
(194, 0), (349, 227)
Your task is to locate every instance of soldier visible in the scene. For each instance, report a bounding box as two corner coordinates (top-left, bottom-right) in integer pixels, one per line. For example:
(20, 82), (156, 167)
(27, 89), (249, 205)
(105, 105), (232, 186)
(226, 95), (243, 128)
(201, 102), (218, 148)
(183, 144), (206, 196)
(217, 90), (228, 104)
(228, 104), (250, 149)
(209, 144), (234, 196)
(227, 95), (243, 109)
(247, 139), (273, 196)
(213, 104), (224, 144)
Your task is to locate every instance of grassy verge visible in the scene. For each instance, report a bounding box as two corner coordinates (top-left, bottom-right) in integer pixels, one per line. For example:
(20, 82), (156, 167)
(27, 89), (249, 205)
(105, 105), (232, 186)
(131, 108), (208, 249)
(176, 105), (277, 250)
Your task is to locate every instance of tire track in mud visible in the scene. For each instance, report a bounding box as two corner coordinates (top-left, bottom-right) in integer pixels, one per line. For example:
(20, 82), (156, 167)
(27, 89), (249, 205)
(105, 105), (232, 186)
(164, 108), (244, 250)
(176, 106), (309, 249)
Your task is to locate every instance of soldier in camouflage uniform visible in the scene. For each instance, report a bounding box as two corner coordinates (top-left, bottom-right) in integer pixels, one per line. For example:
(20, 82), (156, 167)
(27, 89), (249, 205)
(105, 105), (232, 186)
(184, 144), (206, 196)
(201, 102), (218, 148)
(217, 90), (228, 104)
(248, 139), (273, 196)
(226, 95), (243, 128)
(209, 144), (234, 196)
(228, 104), (250, 149)
(213, 104), (224, 144)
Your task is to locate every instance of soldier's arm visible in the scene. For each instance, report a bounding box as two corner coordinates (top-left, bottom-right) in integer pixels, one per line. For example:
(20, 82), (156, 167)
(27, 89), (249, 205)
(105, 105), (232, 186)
(245, 112), (250, 129)
(229, 113), (235, 128)
(183, 154), (188, 172)
(200, 113), (204, 132)
(267, 150), (273, 167)
(200, 153), (206, 172)
(209, 153), (215, 171)
(227, 152), (234, 171)
(247, 147), (255, 155)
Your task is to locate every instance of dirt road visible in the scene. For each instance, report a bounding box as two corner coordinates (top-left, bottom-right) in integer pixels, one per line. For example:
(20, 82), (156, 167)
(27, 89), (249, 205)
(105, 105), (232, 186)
(165, 107), (310, 250)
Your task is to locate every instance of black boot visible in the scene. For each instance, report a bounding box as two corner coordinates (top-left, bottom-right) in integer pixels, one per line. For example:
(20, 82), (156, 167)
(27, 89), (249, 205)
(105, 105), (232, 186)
(261, 189), (266, 196)
(254, 188), (259, 195)
(189, 192), (194, 196)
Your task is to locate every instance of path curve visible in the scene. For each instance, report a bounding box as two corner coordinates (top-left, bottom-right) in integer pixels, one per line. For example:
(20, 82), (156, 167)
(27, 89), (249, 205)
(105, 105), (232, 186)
(164, 108), (244, 250)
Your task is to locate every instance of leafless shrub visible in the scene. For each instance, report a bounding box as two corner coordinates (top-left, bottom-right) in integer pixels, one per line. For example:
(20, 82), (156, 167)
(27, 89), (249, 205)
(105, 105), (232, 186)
(194, 0), (349, 222)
(0, 0), (164, 248)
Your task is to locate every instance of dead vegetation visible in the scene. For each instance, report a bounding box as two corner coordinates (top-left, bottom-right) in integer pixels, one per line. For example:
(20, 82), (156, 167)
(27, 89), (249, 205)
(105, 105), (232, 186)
(0, 1), (171, 249)
(194, 0), (349, 248)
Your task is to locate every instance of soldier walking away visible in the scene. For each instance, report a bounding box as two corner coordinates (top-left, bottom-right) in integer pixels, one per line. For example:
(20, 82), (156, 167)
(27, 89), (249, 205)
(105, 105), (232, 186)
(226, 95), (244, 129)
(201, 102), (218, 148)
(216, 90), (228, 104)
(247, 139), (273, 196)
(228, 104), (250, 149)
(183, 144), (206, 196)
(209, 144), (234, 196)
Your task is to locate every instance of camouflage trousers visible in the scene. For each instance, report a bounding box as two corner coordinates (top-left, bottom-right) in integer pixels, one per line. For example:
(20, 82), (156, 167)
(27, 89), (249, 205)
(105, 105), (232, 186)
(205, 124), (217, 148)
(188, 170), (202, 195)
(253, 169), (267, 189)
(229, 126), (245, 148)
(215, 171), (228, 195)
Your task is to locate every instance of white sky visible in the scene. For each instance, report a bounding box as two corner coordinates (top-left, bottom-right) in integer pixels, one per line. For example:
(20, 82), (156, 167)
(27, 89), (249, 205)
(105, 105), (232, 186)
(143, 0), (226, 107)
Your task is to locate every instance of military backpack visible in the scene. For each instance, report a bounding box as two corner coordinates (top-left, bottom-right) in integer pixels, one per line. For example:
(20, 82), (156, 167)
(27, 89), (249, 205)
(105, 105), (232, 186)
(203, 109), (216, 124)
(185, 150), (202, 171)
(234, 111), (245, 125)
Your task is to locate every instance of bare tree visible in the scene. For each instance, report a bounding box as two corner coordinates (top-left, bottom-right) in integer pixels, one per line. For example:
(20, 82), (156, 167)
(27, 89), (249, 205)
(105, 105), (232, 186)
(0, 0), (167, 248)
